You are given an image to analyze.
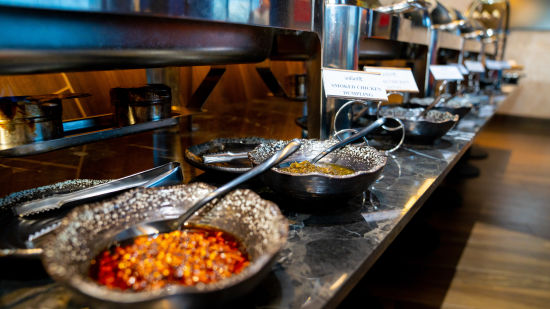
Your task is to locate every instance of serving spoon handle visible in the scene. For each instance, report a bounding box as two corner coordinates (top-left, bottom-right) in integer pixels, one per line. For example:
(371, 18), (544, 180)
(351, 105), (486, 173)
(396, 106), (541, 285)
(310, 117), (386, 164)
(419, 80), (449, 118)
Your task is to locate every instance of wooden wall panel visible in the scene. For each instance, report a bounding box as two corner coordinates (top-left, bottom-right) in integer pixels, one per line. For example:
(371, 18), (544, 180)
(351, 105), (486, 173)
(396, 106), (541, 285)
(0, 61), (307, 122)
(64, 69), (147, 118)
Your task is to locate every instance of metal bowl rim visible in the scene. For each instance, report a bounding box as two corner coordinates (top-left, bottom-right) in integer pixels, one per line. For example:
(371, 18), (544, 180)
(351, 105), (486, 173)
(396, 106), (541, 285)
(249, 139), (388, 179)
(384, 107), (459, 124)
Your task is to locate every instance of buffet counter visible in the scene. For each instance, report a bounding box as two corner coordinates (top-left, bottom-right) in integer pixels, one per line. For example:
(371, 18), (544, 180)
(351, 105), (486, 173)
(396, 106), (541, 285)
(0, 94), (502, 308)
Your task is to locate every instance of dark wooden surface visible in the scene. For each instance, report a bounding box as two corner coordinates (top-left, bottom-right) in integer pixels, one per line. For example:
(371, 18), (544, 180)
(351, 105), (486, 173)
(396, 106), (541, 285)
(338, 116), (550, 308)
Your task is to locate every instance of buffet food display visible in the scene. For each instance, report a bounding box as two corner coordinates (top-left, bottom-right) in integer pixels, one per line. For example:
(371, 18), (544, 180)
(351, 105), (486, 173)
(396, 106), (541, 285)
(0, 0), (515, 308)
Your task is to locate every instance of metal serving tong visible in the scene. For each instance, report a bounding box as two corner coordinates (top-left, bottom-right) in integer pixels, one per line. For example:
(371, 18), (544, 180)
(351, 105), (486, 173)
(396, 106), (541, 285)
(15, 162), (183, 217)
(202, 151), (248, 164)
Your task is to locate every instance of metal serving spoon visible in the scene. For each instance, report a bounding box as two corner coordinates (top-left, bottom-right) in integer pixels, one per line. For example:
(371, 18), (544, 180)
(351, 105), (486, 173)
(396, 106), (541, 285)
(111, 139), (302, 241)
(419, 80), (450, 118)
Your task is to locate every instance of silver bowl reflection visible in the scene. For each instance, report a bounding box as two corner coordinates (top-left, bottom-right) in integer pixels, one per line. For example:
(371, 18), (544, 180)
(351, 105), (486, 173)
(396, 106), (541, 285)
(380, 107), (459, 143)
(41, 183), (287, 308)
(249, 139), (387, 201)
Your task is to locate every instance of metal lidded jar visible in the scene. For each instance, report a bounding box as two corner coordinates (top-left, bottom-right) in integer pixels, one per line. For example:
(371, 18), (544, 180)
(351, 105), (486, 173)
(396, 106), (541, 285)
(111, 84), (172, 126)
(0, 95), (64, 146)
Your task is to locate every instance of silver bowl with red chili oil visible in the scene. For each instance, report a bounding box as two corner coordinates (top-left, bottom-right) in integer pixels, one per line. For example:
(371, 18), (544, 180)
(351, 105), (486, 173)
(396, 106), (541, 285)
(41, 183), (288, 307)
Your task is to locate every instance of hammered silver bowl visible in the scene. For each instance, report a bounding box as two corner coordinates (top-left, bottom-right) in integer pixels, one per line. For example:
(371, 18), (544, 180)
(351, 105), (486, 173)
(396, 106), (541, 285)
(41, 183), (288, 308)
(380, 107), (459, 143)
(248, 139), (387, 201)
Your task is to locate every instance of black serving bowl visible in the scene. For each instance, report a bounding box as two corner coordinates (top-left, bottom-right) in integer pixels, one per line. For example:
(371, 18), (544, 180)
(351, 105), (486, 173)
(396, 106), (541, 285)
(248, 139), (387, 201)
(380, 107), (459, 143)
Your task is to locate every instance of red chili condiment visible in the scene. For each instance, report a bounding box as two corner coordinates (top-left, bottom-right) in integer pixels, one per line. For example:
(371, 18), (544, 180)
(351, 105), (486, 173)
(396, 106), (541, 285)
(89, 228), (250, 291)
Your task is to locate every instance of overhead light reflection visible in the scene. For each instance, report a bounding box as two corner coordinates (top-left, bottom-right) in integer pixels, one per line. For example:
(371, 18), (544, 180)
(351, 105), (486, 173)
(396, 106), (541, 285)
(402, 177), (436, 213)
(329, 273), (348, 291)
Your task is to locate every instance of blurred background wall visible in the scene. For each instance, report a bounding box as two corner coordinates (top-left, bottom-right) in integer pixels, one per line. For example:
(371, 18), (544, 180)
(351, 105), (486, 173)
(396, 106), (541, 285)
(441, 0), (550, 120)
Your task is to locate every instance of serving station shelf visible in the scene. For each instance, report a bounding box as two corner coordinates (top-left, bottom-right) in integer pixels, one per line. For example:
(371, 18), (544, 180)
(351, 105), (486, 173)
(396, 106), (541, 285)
(0, 113), (184, 157)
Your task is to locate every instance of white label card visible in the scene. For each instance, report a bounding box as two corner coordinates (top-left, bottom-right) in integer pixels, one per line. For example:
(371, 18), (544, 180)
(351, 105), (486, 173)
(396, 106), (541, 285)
(464, 60), (485, 73)
(362, 66), (419, 93)
(450, 63), (469, 75)
(322, 68), (388, 101)
(485, 59), (512, 71)
(429, 65), (464, 81)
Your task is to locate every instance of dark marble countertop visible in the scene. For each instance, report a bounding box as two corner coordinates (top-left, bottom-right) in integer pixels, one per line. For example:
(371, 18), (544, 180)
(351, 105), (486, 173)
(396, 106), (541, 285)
(0, 94), (504, 309)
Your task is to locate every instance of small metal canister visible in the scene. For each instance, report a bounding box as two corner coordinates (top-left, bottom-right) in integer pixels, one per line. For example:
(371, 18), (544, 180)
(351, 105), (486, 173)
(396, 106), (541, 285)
(0, 95), (64, 146)
(111, 84), (172, 126)
(294, 74), (307, 100)
(285, 74), (307, 100)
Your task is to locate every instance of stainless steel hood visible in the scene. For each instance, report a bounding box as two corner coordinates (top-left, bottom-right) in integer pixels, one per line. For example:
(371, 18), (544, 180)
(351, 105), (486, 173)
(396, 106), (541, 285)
(0, 1), (319, 75)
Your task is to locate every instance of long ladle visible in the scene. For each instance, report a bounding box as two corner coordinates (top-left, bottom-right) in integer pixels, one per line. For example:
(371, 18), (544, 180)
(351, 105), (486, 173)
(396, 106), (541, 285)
(111, 139), (302, 242)
(309, 117), (386, 164)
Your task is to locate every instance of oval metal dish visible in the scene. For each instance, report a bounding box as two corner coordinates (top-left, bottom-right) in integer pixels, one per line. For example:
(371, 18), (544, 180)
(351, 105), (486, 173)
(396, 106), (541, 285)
(185, 137), (277, 174)
(41, 183), (288, 307)
(380, 107), (458, 143)
(248, 139), (387, 201)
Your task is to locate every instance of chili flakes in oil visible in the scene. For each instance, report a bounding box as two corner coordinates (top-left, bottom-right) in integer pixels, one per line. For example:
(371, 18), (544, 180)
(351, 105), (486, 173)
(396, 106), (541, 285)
(89, 228), (250, 291)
